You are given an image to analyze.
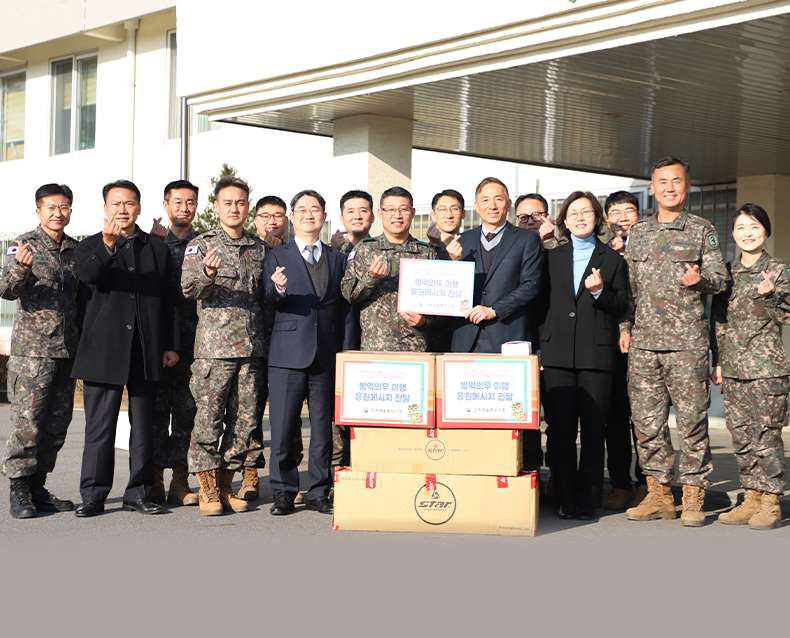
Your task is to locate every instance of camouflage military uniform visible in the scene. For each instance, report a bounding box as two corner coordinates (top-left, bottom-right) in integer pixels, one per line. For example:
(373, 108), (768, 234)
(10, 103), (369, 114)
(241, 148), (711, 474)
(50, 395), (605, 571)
(622, 210), (727, 487)
(182, 226), (267, 473)
(341, 234), (438, 351)
(1, 226), (82, 479)
(711, 252), (790, 494)
(152, 228), (199, 468)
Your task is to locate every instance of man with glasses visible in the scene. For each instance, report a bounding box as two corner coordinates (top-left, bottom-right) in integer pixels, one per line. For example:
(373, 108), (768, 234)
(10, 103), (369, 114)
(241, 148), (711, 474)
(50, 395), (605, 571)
(515, 193), (554, 240)
(1, 184), (84, 518)
(255, 196), (290, 249)
(427, 189), (466, 257)
(341, 186), (438, 351)
(147, 180), (201, 507)
(605, 192), (640, 254)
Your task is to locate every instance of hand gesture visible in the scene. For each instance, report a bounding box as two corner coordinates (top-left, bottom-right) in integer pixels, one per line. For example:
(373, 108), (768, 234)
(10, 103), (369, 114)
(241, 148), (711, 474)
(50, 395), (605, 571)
(271, 265), (287, 292)
(400, 310), (427, 327)
(608, 236), (625, 253)
(13, 243), (34, 269)
(681, 263), (702, 287)
(464, 305), (496, 325)
(585, 267), (603, 294)
(757, 271), (776, 299)
(539, 217), (556, 242)
(446, 235), (463, 261)
(330, 229), (346, 251)
(710, 365), (722, 386)
(264, 232), (283, 250)
(619, 333), (631, 354)
(162, 351), (179, 368)
(150, 217), (167, 241)
(203, 247), (222, 278)
(369, 255), (388, 279)
(427, 222), (441, 245)
(102, 216), (122, 250)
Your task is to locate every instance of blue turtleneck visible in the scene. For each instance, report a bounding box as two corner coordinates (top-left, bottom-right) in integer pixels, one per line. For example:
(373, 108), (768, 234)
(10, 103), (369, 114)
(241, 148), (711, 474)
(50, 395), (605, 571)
(571, 233), (600, 298)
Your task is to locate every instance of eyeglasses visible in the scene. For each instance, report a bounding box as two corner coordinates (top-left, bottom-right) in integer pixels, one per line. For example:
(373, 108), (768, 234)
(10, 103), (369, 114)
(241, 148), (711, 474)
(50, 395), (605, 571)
(608, 206), (638, 218)
(41, 204), (72, 214)
(381, 207), (413, 217)
(516, 213), (546, 223)
(166, 198), (197, 210)
(566, 209), (595, 220)
(256, 213), (286, 222)
(434, 205), (462, 215)
(294, 206), (323, 217)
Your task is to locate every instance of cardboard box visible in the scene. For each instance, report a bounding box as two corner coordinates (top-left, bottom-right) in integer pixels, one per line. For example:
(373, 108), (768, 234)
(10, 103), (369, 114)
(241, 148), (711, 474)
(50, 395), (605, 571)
(350, 426), (523, 476)
(335, 351), (435, 428)
(333, 470), (538, 537)
(435, 353), (540, 429)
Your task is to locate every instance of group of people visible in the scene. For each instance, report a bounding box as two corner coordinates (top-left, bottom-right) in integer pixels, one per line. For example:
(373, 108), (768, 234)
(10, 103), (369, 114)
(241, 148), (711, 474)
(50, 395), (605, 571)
(2, 155), (788, 531)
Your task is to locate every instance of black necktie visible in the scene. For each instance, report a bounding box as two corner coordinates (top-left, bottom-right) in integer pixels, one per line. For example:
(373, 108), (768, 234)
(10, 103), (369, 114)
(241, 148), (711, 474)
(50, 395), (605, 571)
(485, 232), (496, 242)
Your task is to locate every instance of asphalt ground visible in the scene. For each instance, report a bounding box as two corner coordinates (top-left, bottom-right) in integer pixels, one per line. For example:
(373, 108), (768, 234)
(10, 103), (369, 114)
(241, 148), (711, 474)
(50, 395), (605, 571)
(1, 402), (789, 637)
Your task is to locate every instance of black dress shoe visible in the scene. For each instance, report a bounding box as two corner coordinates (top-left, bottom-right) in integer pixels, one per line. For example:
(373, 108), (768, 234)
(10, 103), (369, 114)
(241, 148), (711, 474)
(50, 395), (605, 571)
(270, 494), (295, 515)
(31, 486), (74, 512)
(305, 496), (333, 515)
(122, 498), (163, 514)
(558, 506), (576, 520)
(75, 500), (105, 518)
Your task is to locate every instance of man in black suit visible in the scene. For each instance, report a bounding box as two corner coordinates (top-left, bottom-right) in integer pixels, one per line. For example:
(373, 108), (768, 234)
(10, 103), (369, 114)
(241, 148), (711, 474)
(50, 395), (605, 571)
(72, 180), (180, 517)
(263, 190), (356, 516)
(448, 177), (543, 353)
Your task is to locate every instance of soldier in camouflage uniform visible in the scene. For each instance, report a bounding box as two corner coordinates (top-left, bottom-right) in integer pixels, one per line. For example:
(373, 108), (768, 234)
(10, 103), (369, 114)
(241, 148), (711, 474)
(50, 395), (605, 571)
(711, 204), (789, 530)
(621, 157), (727, 527)
(149, 180), (201, 506)
(341, 186), (438, 352)
(182, 176), (266, 516)
(1, 184), (83, 518)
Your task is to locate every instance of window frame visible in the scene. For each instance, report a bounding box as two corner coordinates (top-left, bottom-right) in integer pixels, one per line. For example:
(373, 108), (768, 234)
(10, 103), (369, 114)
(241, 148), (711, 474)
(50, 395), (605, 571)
(49, 51), (98, 156)
(0, 67), (26, 163)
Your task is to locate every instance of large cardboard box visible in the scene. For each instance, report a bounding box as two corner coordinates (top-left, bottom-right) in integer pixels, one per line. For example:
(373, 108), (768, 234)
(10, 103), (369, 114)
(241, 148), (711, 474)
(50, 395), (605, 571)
(350, 426), (523, 476)
(435, 353), (540, 429)
(333, 470), (538, 536)
(335, 352), (435, 428)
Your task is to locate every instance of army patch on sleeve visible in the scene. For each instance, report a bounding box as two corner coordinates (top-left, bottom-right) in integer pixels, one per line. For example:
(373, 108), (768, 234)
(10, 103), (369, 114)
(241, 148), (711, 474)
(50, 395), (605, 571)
(347, 250), (356, 261)
(706, 233), (720, 249)
(185, 245), (199, 256)
(6, 245), (19, 255)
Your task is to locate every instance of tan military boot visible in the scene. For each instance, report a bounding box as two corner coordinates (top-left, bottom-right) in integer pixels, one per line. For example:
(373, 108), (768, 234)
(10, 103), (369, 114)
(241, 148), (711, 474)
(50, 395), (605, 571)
(681, 485), (706, 527)
(150, 466), (166, 504)
(195, 470), (222, 516)
(168, 465), (199, 506)
(718, 489), (761, 525)
(748, 492), (782, 530)
(626, 476), (676, 520)
(217, 469), (249, 513)
(237, 467), (259, 501)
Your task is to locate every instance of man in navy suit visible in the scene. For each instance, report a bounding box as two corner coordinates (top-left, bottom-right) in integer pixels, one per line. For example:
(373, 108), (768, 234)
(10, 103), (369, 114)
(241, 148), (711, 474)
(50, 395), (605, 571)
(263, 190), (357, 515)
(448, 177), (543, 353)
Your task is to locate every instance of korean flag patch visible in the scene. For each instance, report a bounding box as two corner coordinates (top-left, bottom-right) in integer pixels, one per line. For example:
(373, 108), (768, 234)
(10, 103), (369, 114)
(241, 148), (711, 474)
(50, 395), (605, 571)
(185, 245), (199, 257)
(347, 250), (356, 262)
(7, 245), (19, 256)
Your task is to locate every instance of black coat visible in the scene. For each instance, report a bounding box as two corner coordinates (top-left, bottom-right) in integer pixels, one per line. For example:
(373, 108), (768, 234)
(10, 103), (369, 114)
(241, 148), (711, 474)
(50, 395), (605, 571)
(72, 229), (180, 385)
(538, 239), (629, 371)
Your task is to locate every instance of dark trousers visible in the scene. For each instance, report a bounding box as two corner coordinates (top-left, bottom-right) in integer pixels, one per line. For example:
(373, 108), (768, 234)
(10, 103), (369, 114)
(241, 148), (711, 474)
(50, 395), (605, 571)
(543, 366), (612, 512)
(268, 357), (333, 500)
(605, 352), (645, 490)
(79, 334), (158, 503)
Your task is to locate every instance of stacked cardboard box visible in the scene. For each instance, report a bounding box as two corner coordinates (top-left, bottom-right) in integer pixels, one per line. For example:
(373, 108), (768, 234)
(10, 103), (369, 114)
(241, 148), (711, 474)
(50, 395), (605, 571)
(333, 352), (540, 536)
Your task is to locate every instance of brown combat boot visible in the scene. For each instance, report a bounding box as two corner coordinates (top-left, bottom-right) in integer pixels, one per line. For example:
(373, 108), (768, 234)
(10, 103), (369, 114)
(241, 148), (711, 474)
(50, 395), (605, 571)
(748, 492), (782, 530)
(168, 465), (198, 506)
(718, 489), (761, 525)
(632, 483), (648, 507)
(237, 467), (259, 501)
(150, 466), (166, 504)
(217, 469), (249, 513)
(195, 470), (222, 516)
(604, 488), (635, 510)
(681, 485), (706, 527)
(626, 476), (676, 521)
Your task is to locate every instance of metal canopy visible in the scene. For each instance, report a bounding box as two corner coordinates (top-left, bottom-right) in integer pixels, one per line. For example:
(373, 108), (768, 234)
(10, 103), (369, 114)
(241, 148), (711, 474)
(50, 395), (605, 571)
(224, 14), (790, 184)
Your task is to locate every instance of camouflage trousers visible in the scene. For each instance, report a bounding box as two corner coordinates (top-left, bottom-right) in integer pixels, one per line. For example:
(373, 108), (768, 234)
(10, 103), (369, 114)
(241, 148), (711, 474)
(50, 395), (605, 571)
(628, 347), (712, 487)
(2, 356), (75, 479)
(152, 350), (197, 468)
(722, 376), (788, 494)
(187, 357), (265, 473)
(332, 422), (350, 467)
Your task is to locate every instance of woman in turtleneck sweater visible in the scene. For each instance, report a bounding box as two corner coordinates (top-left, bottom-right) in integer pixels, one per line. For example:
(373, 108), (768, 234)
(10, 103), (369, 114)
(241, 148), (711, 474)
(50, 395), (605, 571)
(538, 191), (630, 520)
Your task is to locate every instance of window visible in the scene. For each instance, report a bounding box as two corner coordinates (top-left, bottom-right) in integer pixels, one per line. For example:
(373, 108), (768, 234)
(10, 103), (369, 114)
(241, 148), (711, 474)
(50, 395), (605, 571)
(51, 54), (97, 155)
(167, 31), (180, 139)
(0, 71), (25, 162)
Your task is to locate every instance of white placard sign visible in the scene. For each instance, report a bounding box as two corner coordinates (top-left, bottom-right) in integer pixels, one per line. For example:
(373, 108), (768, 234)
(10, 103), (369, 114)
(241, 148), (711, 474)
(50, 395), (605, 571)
(397, 258), (475, 317)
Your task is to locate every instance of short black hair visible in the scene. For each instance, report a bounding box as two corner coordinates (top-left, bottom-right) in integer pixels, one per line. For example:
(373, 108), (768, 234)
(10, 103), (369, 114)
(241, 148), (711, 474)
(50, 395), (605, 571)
(164, 180), (199, 199)
(35, 183), (73, 208)
(514, 193), (548, 214)
(604, 190), (640, 214)
(103, 180), (141, 203)
(732, 203), (772, 238)
(650, 156), (691, 180)
(214, 176), (249, 199)
(431, 189), (465, 211)
(380, 186), (413, 208)
(255, 195), (287, 212)
(340, 190), (373, 212)
(290, 189), (326, 212)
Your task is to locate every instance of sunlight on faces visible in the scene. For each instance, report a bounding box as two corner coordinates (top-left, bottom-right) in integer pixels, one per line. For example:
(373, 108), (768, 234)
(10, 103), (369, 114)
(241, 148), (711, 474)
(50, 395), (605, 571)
(105, 187), (141, 235)
(255, 204), (288, 239)
(379, 196), (415, 242)
(341, 198), (375, 237)
(651, 164), (690, 214)
(164, 188), (198, 229)
(606, 203), (639, 237)
(291, 196), (326, 237)
(515, 199), (547, 233)
(36, 194), (72, 235)
(565, 198), (596, 239)
(475, 183), (510, 230)
(732, 213), (767, 257)
(214, 186), (250, 235)
(430, 195), (465, 234)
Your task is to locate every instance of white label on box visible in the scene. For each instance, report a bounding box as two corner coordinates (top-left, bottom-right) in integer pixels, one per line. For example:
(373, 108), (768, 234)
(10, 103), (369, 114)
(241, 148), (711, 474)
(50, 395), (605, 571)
(340, 359), (430, 425)
(442, 359), (533, 424)
(397, 258), (475, 317)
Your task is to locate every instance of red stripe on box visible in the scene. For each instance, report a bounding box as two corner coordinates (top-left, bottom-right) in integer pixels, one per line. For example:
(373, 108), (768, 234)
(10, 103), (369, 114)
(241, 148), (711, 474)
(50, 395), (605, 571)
(497, 476), (508, 488)
(531, 472), (537, 489)
(366, 472), (377, 489)
(425, 474), (436, 492)
(512, 430), (519, 439)
(349, 427), (356, 439)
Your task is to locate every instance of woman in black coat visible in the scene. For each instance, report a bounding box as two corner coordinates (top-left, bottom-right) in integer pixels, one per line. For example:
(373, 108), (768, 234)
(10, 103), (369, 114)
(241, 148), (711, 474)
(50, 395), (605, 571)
(539, 191), (629, 520)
